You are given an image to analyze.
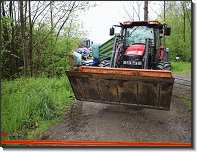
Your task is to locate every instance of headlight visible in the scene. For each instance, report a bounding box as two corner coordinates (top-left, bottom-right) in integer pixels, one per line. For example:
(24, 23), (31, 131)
(133, 60), (137, 65)
(138, 61), (142, 65)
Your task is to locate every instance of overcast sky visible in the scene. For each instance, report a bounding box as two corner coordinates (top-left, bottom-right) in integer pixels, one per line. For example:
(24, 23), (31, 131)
(78, 1), (163, 44)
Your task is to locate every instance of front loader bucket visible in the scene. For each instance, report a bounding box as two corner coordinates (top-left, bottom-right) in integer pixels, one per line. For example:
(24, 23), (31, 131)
(66, 66), (174, 111)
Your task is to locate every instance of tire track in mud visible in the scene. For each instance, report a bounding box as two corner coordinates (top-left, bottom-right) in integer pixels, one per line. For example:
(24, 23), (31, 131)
(32, 74), (191, 145)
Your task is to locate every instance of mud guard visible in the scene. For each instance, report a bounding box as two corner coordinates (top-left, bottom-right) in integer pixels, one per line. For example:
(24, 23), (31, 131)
(66, 66), (174, 111)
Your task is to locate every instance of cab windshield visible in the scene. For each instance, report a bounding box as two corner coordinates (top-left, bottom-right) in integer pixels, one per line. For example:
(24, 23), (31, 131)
(79, 40), (90, 47)
(126, 26), (154, 46)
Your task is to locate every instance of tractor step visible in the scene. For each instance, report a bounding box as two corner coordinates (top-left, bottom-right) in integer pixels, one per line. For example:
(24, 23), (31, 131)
(66, 66), (174, 111)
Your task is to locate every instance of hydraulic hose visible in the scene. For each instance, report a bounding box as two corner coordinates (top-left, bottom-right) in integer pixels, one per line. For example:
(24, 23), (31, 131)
(174, 77), (191, 87)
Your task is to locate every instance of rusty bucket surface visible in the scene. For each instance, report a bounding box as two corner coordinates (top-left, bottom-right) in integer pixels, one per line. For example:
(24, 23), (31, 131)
(66, 66), (174, 111)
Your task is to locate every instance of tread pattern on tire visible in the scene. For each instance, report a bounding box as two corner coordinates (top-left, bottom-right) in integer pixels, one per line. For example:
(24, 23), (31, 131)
(99, 60), (111, 67)
(156, 62), (171, 71)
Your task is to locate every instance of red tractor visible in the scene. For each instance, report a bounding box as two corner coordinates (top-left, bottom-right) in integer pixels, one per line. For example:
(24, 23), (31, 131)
(66, 21), (174, 111)
(109, 20), (171, 71)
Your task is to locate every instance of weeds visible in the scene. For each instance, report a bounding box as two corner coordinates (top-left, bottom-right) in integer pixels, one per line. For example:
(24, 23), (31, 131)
(1, 74), (74, 140)
(180, 95), (191, 111)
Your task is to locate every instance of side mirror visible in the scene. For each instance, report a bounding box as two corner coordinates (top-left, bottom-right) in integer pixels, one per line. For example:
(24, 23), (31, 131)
(91, 41), (93, 45)
(110, 27), (114, 36)
(164, 27), (171, 35)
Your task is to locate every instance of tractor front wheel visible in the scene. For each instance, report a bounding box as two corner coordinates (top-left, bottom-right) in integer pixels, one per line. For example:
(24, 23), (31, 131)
(99, 60), (111, 67)
(156, 62), (171, 71)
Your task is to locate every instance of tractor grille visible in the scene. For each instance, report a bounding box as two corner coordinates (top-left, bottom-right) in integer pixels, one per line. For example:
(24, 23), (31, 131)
(123, 55), (143, 69)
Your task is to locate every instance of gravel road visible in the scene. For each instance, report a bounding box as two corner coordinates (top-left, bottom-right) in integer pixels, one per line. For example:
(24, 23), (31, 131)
(32, 73), (191, 144)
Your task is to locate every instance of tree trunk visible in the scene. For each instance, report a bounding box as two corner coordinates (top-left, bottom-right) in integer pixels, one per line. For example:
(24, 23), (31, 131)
(25, 1), (29, 76)
(20, 1), (27, 77)
(50, 1), (53, 53)
(2, 1), (11, 78)
(144, 1), (148, 21)
(29, 1), (33, 77)
(2, 2), (10, 45)
(25, 1), (27, 29)
(183, 2), (185, 42)
(10, 1), (16, 78)
(50, 1), (53, 30)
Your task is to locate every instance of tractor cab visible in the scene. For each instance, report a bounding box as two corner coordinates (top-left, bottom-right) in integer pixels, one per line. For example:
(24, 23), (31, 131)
(110, 21), (171, 70)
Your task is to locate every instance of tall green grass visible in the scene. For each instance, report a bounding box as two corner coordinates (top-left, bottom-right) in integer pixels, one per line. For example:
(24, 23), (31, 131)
(1, 75), (74, 137)
(171, 61), (191, 74)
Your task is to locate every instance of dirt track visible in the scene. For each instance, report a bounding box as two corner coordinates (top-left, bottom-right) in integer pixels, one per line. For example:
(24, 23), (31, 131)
(33, 73), (191, 144)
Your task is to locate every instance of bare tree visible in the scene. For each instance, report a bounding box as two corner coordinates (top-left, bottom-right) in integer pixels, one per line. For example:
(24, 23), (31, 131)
(136, 1), (143, 20)
(123, 4), (132, 20)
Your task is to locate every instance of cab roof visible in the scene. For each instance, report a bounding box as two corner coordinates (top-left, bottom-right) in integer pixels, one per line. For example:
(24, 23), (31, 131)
(122, 20), (164, 29)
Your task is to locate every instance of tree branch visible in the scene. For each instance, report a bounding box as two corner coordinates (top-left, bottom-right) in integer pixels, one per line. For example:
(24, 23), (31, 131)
(32, 8), (71, 50)
(123, 4), (132, 20)
(32, 1), (53, 25)
(55, 2), (76, 41)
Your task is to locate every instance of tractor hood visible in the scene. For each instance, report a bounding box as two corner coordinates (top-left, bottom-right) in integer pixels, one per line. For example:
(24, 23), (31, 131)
(125, 44), (145, 56)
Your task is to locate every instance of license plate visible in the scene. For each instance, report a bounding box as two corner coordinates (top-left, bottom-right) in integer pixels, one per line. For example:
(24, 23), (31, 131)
(123, 61), (133, 66)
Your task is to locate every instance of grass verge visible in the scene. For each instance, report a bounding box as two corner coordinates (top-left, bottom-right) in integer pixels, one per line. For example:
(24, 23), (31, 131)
(171, 61), (191, 74)
(1, 74), (76, 144)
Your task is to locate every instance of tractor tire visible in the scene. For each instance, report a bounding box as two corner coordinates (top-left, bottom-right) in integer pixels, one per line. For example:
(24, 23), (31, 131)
(156, 62), (171, 71)
(99, 60), (111, 67)
(156, 62), (164, 70)
(163, 62), (171, 71)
